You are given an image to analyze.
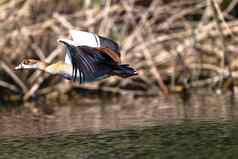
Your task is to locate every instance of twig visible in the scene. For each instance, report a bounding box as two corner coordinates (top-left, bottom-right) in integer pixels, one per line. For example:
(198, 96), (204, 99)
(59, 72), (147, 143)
(23, 46), (62, 100)
(224, 0), (238, 16)
(0, 61), (28, 93)
(0, 80), (19, 92)
(32, 43), (45, 60)
(53, 12), (74, 30)
(137, 34), (169, 96)
(210, 0), (233, 89)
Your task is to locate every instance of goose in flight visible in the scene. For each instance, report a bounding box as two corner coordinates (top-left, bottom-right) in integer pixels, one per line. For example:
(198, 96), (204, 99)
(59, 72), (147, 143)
(15, 30), (137, 83)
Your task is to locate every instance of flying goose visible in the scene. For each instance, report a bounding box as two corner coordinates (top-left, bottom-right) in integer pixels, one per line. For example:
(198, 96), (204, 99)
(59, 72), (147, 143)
(15, 30), (137, 83)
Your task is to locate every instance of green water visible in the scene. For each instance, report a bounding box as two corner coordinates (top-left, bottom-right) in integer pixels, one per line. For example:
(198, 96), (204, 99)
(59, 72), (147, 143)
(1, 90), (238, 159)
(1, 121), (238, 159)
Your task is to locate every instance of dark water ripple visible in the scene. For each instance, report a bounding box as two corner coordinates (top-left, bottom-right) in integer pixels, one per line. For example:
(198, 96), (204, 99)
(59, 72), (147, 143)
(1, 90), (238, 159)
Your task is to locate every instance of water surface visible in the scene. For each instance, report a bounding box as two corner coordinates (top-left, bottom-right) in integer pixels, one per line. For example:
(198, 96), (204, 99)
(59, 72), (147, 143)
(0, 90), (238, 159)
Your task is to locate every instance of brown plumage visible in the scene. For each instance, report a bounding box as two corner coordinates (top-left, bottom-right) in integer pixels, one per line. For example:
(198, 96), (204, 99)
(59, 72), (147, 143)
(95, 47), (121, 64)
(15, 30), (137, 84)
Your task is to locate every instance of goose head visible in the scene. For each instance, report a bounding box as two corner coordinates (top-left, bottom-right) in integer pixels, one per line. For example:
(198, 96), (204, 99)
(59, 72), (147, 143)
(15, 59), (47, 70)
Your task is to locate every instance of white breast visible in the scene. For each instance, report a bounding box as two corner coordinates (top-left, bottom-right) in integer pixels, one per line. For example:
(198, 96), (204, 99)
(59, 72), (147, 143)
(64, 48), (72, 65)
(60, 65), (84, 81)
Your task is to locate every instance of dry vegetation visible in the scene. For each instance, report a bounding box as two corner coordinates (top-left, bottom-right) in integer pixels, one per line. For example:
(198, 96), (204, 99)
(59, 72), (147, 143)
(1, 0), (238, 101)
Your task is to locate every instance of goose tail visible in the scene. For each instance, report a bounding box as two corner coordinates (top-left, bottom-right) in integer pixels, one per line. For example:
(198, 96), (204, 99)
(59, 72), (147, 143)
(112, 64), (137, 78)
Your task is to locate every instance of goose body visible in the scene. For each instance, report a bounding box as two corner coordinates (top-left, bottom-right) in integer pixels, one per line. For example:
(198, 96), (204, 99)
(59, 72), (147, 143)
(15, 30), (137, 83)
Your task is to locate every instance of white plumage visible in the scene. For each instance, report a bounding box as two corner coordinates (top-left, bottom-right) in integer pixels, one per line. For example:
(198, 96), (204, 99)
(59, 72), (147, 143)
(69, 30), (100, 47)
(58, 30), (101, 65)
(15, 30), (137, 84)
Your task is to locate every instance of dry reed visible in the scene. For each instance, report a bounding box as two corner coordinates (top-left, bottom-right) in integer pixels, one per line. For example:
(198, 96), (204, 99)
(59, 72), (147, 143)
(1, 0), (238, 100)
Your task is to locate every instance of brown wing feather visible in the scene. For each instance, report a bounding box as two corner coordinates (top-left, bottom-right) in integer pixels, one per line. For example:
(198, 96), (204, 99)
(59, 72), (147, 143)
(95, 47), (121, 64)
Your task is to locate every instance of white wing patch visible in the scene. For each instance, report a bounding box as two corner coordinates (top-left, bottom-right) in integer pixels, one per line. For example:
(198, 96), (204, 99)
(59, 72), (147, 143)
(64, 49), (72, 65)
(69, 30), (100, 47)
(59, 30), (101, 66)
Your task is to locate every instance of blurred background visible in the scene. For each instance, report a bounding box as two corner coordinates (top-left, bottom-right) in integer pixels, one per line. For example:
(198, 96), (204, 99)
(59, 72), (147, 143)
(1, 0), (238, 101)
(1, 1), (238, 159)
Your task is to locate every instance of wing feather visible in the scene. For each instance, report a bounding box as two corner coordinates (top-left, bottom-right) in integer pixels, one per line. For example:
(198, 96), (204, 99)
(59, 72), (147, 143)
(95, 47), (121, 64)
(63, 44), (114, 83)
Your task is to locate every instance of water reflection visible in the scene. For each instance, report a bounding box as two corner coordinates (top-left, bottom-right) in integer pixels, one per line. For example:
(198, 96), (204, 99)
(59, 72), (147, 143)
(0, 90), (237, 137)
(1, 90), (238, 159)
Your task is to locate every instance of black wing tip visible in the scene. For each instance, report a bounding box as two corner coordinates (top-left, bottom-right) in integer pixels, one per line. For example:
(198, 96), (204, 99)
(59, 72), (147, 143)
(112, 64), (138, 78)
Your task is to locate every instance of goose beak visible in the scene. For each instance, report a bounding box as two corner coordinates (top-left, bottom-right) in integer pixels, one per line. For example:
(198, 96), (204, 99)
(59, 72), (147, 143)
(14, 64), (22, 70)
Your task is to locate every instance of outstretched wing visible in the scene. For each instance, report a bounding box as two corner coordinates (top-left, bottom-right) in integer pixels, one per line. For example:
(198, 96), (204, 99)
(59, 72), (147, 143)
(62, 43), (118, 83)
(98, 36), (120, 53)
(95, 47), (121, 64)
(69, 30), (121, 54)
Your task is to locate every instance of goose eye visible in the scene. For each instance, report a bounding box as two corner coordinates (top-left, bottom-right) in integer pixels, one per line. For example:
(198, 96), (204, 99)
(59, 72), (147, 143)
(23, 60), (29, 64)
